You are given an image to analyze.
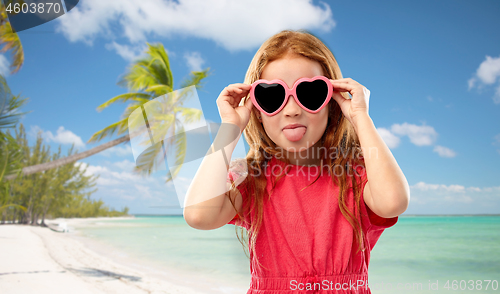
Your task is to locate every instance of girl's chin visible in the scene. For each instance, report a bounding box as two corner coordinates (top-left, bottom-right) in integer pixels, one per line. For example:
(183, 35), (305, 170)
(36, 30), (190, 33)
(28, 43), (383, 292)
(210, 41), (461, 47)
(278, 139), (317, 152)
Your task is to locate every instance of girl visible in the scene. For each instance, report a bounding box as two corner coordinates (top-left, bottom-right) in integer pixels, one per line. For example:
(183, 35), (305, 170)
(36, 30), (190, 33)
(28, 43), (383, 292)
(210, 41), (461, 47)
(184, 29), (409, 293)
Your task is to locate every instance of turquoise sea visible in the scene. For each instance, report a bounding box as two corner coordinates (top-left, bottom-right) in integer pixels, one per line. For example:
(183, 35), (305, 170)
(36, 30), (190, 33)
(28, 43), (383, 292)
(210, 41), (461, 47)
(72, 216), (500, 294)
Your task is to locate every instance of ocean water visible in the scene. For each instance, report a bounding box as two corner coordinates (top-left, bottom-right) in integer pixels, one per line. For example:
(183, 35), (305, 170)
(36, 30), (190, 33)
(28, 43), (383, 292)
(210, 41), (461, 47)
(73, 216), (500, 294)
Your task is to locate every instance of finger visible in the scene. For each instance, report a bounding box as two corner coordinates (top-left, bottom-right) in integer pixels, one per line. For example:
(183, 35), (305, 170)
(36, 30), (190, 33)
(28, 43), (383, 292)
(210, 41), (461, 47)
(331, 82), (361, 93)
(331, 91), (348, 104)
(227, 86), (250, 97)
(219, 92), (238, 108)
(243, 96), (253, 111)
(228, 84), (252, 91)
(331, 78), (359, 84)
(231, 83), (252, 88)
(226, 87), (242, 95)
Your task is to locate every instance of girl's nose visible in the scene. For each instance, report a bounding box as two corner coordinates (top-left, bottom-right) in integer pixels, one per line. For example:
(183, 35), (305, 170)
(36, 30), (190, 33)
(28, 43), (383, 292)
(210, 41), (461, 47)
(282, 95), (301, 117)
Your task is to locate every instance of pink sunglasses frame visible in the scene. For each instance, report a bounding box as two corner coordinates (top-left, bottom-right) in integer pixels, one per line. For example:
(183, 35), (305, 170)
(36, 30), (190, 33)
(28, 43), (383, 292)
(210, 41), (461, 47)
(249, 75), (333, 116)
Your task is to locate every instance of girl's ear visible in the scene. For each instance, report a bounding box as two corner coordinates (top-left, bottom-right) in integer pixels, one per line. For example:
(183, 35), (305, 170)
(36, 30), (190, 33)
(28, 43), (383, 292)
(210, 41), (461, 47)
(256, 111), (262, 122)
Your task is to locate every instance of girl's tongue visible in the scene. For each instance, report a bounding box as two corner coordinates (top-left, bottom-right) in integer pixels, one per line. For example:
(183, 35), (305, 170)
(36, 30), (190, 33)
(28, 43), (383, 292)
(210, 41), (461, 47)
(283, 127), (306, 142)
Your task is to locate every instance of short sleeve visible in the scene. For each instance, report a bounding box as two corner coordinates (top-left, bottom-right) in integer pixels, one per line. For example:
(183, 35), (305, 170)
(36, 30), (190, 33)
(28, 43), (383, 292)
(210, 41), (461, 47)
(226, 158), (249, 229)
(364, 200), (398, 231)
(356, 163), (398, 231)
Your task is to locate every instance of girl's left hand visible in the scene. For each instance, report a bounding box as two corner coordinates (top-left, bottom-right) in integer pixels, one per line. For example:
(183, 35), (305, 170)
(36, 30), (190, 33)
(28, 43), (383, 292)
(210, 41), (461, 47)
(330, 78), (370, 127)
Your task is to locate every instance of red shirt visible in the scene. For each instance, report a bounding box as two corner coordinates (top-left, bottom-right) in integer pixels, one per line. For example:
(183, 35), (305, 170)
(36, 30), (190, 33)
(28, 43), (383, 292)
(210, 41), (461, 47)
(227, 156), (398, 293)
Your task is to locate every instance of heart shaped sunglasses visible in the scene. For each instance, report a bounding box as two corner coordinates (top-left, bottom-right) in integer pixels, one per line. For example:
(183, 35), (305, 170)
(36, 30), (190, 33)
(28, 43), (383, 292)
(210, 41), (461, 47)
(249, 76), (333, 116)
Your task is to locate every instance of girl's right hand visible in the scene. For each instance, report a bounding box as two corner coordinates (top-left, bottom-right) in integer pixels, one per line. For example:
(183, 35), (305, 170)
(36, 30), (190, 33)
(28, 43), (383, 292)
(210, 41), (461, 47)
(216, 83), (254, 132)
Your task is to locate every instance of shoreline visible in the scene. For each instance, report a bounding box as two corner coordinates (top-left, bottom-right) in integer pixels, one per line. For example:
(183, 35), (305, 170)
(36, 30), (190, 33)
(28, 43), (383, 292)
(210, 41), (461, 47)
(64, 217), (248, 294)
(130, 213), (500, 217)
(0, 217), (230, 294)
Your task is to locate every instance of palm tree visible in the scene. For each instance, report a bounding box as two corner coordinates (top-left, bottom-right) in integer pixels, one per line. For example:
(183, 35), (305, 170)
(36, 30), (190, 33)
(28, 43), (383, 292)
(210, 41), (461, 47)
(0, 74), (28, 214)
(5, 42), (210, 181)
(0, 2), (24, 74)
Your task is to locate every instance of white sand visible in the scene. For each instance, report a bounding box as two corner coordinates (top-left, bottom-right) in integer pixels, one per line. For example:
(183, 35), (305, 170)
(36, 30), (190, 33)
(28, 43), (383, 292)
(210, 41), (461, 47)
(0, 218), (210, 294)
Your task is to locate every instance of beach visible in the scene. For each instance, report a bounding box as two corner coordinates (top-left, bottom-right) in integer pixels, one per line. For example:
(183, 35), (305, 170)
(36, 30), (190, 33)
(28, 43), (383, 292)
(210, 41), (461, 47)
(0, 217), (211, 294)
(1, 215), (499, 294)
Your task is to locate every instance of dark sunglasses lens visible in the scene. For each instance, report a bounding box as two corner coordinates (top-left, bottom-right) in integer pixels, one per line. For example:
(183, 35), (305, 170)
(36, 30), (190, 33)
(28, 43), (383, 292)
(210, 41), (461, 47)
(255, 83), (286, 114)
(296, 80), (329, 111)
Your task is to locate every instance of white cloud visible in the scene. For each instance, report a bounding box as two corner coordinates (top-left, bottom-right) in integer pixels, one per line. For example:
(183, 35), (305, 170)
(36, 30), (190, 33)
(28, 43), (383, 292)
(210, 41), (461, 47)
(411, 182), (477, 193)
(134, 184), (153, 199)
(468, 77), (476, 90)
(47, 126), (86, 148)
(184, 51), (205, 72)
(75, 162), (89, 173)
(55, 0), (335, 51)
(377, 122), (459, 158)
(78, 160), (181, 206)
(0, 54), (10, 76)
(474, 55), (500, 84)
(114, 159), (136, 170)
(80, 162), (153, 186)
(100, 144), (133, 157)
(105, 41), (147, 62)
(468, 54), (500, 104)
(377, 127), (400, 149)
(30, 125), (85, 148)
(391, 122), (438, 146)
(410, 182), (500, 205)
(404, 181), (500, 213)
(85, 164), (107, 175)
(433, 145), (457, 158)
(29, 125), (43, 138)
(443, 194), (473, 203)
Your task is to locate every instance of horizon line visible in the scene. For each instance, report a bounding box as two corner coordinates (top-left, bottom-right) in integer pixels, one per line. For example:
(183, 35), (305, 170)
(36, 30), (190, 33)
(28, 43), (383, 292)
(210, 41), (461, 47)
(130, 213), (500, 217)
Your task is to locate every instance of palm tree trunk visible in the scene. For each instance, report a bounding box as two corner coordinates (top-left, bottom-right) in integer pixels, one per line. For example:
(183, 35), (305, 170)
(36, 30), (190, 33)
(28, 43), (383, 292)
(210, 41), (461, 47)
(5, 135), (130, 180)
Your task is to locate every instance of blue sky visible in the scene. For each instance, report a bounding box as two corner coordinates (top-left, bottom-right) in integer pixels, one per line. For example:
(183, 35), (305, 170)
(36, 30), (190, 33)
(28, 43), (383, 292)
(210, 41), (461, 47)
(2, 0), (500, 215)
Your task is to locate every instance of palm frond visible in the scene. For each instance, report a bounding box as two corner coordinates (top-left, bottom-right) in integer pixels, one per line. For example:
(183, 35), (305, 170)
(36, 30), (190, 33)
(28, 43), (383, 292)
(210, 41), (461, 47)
(133, 141), (165, 176)
(179, 68), (211, 90)
(0, 75), (29, 129)
(147, 114), (175, 144)
(146, 43), (173, 89)
(96, 92), (151, 112)
(119, 59), (157, 91)
(0, 203), (27, 213)
(164, 124), (186, 183)
(88, 118), (128, 143)
(0, 132), (22, 180)
(0, 21), (23, 74)
(174, 107), (203, 124)
(120, 102), (144, 121)
(144, 84), (173, 96)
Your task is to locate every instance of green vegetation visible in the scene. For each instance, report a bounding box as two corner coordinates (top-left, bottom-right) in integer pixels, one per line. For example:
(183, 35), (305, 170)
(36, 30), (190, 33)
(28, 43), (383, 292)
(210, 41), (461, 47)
(9, 43), (210, 181)
(0, 75), (129, 225)
(0, 1), (24, 74)
(0, 18), (207, 219)
(89, 42), (210, 182)
(0, 5), (130, 223)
